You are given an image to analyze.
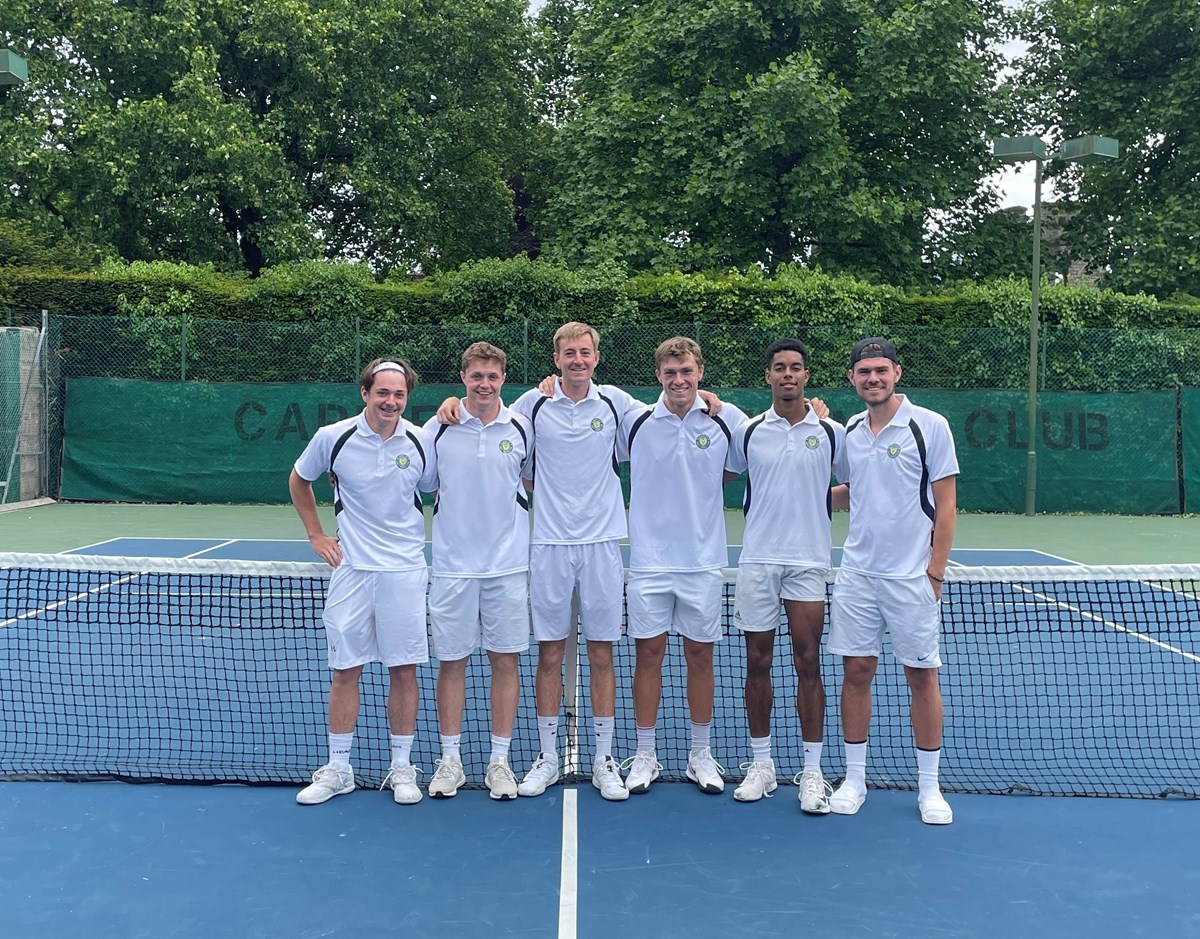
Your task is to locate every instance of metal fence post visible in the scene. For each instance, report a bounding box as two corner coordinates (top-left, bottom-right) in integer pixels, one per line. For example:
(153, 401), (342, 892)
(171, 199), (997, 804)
(180, 311), (188, 381)
(523, 317), (530, 384)
(354, 316), (362, 378)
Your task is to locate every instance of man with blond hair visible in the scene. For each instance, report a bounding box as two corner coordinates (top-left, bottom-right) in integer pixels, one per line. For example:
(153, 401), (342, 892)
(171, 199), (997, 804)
(422, 342), (533, 800)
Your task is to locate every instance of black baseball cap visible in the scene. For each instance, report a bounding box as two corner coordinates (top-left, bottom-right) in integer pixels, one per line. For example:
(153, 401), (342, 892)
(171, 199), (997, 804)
(849, 337), (899, 365)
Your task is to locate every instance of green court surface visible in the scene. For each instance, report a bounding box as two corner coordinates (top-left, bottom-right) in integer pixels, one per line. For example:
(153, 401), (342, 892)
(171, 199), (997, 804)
(2, 500), (1197, 563)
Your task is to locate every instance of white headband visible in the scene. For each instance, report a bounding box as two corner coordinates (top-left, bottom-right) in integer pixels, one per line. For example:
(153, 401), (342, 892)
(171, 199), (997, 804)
(372, 361), (407, 376)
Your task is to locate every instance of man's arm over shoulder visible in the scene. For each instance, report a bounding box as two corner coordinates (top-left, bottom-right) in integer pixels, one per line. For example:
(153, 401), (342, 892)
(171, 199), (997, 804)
(511, 386), (545, 421)
(412, 423), (440, 493)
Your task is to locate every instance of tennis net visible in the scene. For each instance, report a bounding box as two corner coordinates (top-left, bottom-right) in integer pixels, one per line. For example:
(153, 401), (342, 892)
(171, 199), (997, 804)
(2, 552), (1198, 798)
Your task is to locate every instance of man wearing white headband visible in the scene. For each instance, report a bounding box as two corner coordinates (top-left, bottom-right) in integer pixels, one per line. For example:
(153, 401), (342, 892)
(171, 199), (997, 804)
(289, 356), (436, 806)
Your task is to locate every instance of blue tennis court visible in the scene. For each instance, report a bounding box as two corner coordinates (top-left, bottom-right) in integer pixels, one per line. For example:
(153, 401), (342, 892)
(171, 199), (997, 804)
(2, 537), (1199, 936)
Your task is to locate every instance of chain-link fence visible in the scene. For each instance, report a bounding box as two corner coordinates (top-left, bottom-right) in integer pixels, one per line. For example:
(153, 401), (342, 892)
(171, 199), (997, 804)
(1, 315), (59, 504)
(11, 309), (1200, 391)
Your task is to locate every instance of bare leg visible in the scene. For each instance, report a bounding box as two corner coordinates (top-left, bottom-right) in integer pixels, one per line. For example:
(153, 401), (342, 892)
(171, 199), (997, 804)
(840, 655), (878, 742)
(535, 639), (566, 718)
(435, 656), (469, 737)
(904, 665), (944, 750)
(785, 599), (826, 741)
(743, 630), (775, 738)
(328, 665), (364, 734)
(385, 664), (418, 735)
(633, 635), (667, 727)
(586, 640), (615, 718)
(682, 638), (714, 726)
(488, 651), (520, 739)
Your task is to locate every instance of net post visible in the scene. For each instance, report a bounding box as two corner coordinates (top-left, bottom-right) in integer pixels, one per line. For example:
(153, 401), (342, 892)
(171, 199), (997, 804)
(562, 591), (581, 779)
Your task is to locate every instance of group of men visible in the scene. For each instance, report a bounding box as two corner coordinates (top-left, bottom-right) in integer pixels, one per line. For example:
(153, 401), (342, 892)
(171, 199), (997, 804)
(288, 324), (959, 825)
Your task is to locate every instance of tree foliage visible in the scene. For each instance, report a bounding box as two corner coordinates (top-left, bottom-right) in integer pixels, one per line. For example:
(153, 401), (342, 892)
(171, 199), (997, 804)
(1013, 0), (1200, 298)
(534, 0), (1006, 283)
(0, 0), (533, 275)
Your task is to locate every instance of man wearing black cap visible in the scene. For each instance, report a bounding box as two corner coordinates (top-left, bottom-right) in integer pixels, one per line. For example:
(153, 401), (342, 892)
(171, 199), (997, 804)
(827, 337), (959, 825)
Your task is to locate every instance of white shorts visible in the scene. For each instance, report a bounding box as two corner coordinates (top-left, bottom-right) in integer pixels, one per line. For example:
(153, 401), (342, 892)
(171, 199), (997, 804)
(827, 569), (942, 668)
(322, 566), (429, 669)
(733, 564), (829, 632)
(529, 542), (625, 643)
(428, 572), (531, 660)
(626, 570), (725, 643)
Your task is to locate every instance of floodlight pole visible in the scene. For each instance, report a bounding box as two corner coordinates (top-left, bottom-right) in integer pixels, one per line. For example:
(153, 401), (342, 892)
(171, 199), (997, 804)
(1026, 159), (1043, 517)
(992, 132), (1118, 515)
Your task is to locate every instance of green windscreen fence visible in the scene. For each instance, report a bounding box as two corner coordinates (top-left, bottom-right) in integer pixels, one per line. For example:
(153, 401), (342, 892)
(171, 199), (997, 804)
(1185, 390), (1200, 515)
(61, 379), (1187, 514)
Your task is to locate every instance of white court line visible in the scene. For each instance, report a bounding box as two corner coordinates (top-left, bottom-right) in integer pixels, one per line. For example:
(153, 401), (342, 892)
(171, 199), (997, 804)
(2, 568), (141, 628)
(558, 788), (578, 939)
(1014, 583), (1200, 664)
(59, 536), (124, 553)
(2, 542), (241, 629)
(184, 539), (239, 559)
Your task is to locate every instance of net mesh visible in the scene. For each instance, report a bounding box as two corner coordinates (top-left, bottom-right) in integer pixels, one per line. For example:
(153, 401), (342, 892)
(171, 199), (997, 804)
(2, 553), (1198, 798)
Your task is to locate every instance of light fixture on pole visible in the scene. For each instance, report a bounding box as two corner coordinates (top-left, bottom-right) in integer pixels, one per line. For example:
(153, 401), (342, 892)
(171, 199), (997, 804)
(991, 133), (1119, 516)
(0, 49), (28, 88)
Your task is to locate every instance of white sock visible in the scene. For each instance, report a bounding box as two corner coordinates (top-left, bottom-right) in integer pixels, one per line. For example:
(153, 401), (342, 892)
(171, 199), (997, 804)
(390, 734), (413, 767)
(844, 740), (867, 791)
(440, 734), (462, 761)
(328, 732), (353, 767)
(489, 734), (511, 762)
(537, 715), (559, 761)
(690, 721), (712, 752)
(594, 715), (615, 762)
(636, 725), (656, 754)
(917, 747), (942, 799)
(750, 735), (772, 765)
(802, 740), (823, 773)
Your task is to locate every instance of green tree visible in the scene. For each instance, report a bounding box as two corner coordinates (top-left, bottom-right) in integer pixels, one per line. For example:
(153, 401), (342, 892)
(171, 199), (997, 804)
(535, 0), (1006, 283)
(0, 0), (533, 276)
(1013, 0), (1200, 298)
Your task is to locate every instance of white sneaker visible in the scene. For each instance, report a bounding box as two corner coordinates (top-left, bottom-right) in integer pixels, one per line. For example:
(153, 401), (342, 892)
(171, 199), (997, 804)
(733, 760), (778, 802)
(686, 747), (725, 794)
(428, 755), (466, 798)
(592, 757), (629, 801)
(796, 769), (832, 815)
(381, 763), (422, 805)
(919, 791), (954, 825)
(621, 751), (662, 794)
(296, 762), (355, 805)
(485, 757), (518, 801)
(518, 754), (561, 797)
(829, 781), (867, 815)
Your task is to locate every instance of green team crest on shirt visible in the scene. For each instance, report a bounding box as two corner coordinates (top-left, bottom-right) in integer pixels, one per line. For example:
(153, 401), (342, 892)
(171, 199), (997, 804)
(499, 439), (514, 453)
(395, 454), (411, 469)
(695, 434), (711, 449)
(887, 444), (902, 459)
(805, 435), (820, 450)
(590, 417), (604, 431)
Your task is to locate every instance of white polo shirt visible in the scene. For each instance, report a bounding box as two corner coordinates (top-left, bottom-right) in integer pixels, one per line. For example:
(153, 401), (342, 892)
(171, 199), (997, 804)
(293, 411), (435, 572)
(840, 395), (959, 578)
(424, 406), (533, 577)
(513, 380), (639, 545)
(621, 394), (749, 572)
(727, 406), (849, 567)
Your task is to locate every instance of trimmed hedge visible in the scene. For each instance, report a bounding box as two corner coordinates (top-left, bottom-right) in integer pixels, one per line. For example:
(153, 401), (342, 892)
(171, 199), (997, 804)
(3, 256), (1198, 329)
